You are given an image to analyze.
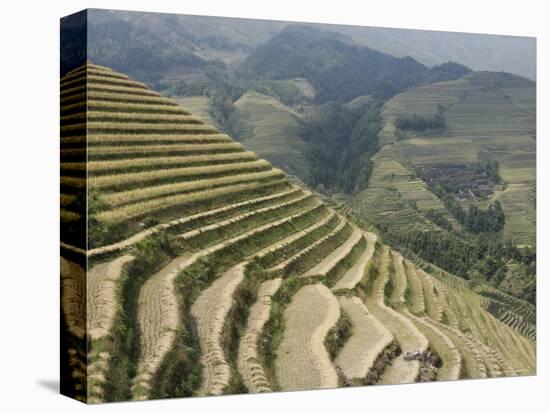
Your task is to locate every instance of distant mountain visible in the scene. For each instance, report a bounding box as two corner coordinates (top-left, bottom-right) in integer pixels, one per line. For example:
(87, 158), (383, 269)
(86, 9), (286, 85)
(240, 25), (429, 102)
(332, 25), (536, 80)
(83, 9), (536, 87)
(87, 9), (208, 84)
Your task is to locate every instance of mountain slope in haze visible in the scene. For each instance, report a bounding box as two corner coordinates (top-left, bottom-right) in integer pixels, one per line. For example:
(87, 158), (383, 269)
(240, 25), (430, 102)
(334, 25), (536, 80)
(85, 9), (287, 84)
(368, 71), (536, 245)
(78, 9), (536, 84)
(87, 9), (208, 83)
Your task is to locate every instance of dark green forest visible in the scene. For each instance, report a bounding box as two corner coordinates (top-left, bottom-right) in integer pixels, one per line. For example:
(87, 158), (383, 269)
(299, 101), (382, 193)
(395, 113), (446, 132)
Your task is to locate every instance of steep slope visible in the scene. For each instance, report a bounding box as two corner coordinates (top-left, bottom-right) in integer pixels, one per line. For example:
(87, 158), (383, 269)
(60, 63), (535, 404)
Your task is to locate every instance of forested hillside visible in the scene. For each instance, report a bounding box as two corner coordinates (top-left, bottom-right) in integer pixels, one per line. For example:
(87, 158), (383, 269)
(240, 25), (429, 102)
(71, 9), (536, 80)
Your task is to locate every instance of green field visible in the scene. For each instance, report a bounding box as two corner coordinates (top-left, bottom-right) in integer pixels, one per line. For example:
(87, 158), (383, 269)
(289, 78), (316, 99)
(352, 159), (456, 233)
(233, 91), (309, 179)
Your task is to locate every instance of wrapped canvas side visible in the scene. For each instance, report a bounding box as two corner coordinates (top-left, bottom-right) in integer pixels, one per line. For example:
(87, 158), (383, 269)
(60, 9), (88, 403)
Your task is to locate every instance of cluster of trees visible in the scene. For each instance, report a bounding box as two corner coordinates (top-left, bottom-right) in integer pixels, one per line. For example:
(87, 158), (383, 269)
(203, 77), (247, 138)
(476, 160), (501, 183)
(464, 202), (505, 233)
(388, 231), (491, 282)
(395, 113), (446, 132)
(423, 209), (453, 231)
(248, 80), (307, 107)
(428, 181), (505, 233)
(520, 275), (536, 305)
(208, 90), (244, 139)
(209, 92), (235, 125)
(424, 61), (472, 83)
(386, 228), (535, 304)
(300, 101), (382, 193)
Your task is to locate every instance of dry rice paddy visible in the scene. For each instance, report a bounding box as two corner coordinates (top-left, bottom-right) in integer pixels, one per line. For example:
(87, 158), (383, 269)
(60, 63), (536, 403)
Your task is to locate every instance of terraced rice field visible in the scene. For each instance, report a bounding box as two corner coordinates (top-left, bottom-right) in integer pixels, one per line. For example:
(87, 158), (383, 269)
(365, 247), (429, 384)
(87, 351), (112, 403)
(359, 71), (536, 246)
(270, 216), (348, 274)
(238, 278), (282, 393)
(390, 252), (408, 304)
(88, 187), (301, 257)
(61, 64), (293, 248)
(60, 257), (86, 339)
(255, 211), (336, 264)
(404, 310), (461, 381)
(132, 255), (196, 398)
(96, 171), (287, 225)
(60, 63), (536, 404)
(177, 192), (313, 243)
(192, 263), (246, 396)
(494, 182), (536, 246)
(301, 223), (363, 277)
(404, 260), (426, 314)
(60, 256), (87, 402)
(418, 268), (443, 322)
(352, 158), (455, 234)
(331, 232), (377, 291)
(276, 284), (340, 391)
(335, 297), (394, 381)
(233, 91), (308, 179)
(173, 96), (221, 129)
(87, 255), (135, 340)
